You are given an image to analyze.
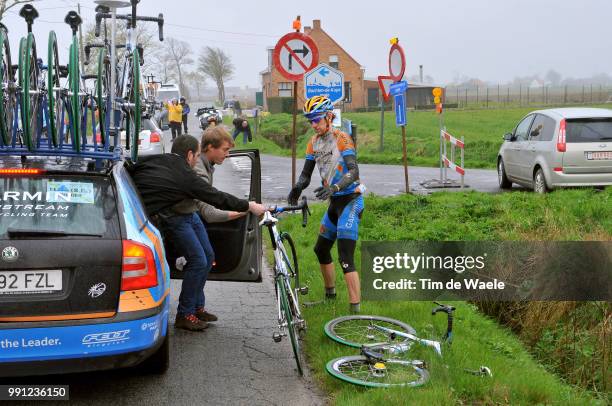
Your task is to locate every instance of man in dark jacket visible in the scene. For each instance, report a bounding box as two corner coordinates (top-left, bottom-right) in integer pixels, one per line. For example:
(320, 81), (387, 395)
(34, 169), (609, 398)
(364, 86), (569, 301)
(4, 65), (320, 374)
(232, 116), (252, 145)
(180, 97), (190, 134)
(129, 135), (266, 331)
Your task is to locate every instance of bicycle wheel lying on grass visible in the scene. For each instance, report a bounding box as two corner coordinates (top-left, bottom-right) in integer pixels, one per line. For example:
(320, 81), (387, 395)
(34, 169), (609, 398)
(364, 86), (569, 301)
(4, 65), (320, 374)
(324, 315), (416, 348)
(326, 356), (429, 388)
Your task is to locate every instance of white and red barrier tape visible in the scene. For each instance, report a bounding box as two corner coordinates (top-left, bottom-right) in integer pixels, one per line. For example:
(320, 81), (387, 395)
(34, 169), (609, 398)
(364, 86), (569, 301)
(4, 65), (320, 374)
(443, 156), (465, 175)
(442, 130), (465, 149)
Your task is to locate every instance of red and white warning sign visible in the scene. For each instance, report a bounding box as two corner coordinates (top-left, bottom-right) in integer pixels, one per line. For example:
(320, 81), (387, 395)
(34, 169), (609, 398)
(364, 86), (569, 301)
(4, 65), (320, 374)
(377, 75), (394, 102)
(273, 32), (319, 81)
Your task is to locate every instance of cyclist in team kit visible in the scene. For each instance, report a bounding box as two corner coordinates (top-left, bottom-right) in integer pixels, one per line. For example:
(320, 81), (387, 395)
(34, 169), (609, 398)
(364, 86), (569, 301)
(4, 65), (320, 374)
(288, 96), (365, 313)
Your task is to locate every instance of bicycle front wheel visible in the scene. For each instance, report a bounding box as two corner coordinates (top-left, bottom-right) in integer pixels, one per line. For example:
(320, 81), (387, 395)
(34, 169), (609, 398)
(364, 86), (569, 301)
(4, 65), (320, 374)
(20, 33), (39, 151)
(125, 50), (141, 162)
(68, 40), (81, 151)
(0, 29), (15, 146)
(324, 315), (416, 348)
(47, 31), (61, 147)
(326, 356), (429, 388)
(96, 47), (110, 147)
(278, 276), (304, 376)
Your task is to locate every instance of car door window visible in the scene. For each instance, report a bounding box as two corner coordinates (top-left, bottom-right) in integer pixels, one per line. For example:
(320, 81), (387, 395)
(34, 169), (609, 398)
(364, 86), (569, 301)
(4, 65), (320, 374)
(514, 115), (535, 142)
(529, 115), (556, 141)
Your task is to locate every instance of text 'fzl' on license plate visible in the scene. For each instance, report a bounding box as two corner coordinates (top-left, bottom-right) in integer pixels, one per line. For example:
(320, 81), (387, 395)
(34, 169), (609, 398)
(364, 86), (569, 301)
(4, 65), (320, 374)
(0, 270), (62, 294)
(586, 151), (612, 160)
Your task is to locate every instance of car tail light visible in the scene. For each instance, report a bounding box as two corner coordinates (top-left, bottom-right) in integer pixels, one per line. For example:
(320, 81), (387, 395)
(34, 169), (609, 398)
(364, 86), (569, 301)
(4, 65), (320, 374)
(121, 240), (158, 291)
(150, 132), (161, 143)
(556, 119), (566, 152)
(95, 132), (102, 143)
(0, 168), (44, 175)
(553, 167), (563, 172)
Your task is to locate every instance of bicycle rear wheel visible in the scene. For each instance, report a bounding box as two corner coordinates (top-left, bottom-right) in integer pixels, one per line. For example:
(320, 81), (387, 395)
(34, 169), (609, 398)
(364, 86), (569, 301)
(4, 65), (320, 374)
(20, 33), (39, 151)
(46, 31), (61, 147)
(96, 47), (110, 146)
(0, 29), (15, 146)
(125, 50), (140, 162)
(326, 356), (429, 388)
(279, 232), (301, 306)
(324, 315), (416, 348)
(278, 276), (304, 376)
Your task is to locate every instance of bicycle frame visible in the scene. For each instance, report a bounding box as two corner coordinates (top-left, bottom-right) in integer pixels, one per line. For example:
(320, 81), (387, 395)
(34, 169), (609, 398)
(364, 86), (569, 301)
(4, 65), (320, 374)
(259, 210), (304, 336)
(368, 324), (442, 356)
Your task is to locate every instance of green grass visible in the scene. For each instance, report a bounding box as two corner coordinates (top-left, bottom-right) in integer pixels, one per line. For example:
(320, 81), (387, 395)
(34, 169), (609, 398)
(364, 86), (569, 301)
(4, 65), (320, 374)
(271, 188), (611, 405)
(252, 104), (612, 169)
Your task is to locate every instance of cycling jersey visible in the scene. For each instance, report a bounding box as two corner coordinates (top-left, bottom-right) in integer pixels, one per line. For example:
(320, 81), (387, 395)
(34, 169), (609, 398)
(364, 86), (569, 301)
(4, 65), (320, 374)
(305, 128), (360, 196)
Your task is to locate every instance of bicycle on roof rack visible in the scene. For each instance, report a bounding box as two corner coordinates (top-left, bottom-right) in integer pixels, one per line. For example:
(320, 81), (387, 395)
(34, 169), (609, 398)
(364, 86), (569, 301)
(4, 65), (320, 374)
(85, 0), (164, 162)
(260, 196), (311, 376)
(0, 1), (163, 164)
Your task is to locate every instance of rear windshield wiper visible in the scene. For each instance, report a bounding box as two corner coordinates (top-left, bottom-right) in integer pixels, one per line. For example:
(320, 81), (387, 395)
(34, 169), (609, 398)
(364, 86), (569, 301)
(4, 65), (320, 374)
(7, 228), (103, 239)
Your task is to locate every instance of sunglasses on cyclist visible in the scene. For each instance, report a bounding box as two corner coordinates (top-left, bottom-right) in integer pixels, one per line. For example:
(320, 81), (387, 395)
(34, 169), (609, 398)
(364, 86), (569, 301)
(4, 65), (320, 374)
(308, 116), (325, 124)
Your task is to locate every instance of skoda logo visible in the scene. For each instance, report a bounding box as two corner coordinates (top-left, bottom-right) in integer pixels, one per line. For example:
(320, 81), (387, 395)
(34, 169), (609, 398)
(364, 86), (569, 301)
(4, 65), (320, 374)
(2, 246), (19, 262)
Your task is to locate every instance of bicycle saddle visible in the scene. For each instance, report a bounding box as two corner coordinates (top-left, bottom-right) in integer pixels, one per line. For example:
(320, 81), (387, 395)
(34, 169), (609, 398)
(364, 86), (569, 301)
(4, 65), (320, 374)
(361, 346), (385, 361)
(19, 5), (39, 24)
(95, 5), (110, 13)
(64, 11), (83, 34)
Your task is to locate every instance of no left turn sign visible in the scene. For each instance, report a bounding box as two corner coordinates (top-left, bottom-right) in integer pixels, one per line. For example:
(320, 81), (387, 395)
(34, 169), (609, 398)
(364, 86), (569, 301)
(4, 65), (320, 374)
(273, 32), (319, 81)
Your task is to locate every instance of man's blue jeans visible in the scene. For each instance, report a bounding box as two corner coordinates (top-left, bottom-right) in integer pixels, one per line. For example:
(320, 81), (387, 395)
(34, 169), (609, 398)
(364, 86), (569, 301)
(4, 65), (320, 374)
(232, 128), (252, 145)
(165, 213), (215, 316)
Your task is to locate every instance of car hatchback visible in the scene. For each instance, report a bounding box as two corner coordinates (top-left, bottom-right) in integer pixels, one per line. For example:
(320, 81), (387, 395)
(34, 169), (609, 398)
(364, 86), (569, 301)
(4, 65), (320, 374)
(497, 108), (612, 192)
(0, 157), (171, 377)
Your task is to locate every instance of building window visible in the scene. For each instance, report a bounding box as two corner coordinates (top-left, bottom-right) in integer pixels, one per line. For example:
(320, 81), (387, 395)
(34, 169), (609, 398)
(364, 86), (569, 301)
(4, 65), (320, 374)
(329, 55), (339, 69)
(344, 82), (352, 103)
(278, 82), (292, 97)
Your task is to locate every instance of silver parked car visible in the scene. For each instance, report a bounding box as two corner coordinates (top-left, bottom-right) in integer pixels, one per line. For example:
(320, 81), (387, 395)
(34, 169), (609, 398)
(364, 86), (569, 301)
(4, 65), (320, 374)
(497, 108), (612, 193)
(120, 118), (166, 157)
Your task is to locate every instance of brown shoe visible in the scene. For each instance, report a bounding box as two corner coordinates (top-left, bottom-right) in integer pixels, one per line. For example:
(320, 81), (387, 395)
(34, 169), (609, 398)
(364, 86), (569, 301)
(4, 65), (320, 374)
(195, 307), (218, 322)
(175, 313), (208, 331)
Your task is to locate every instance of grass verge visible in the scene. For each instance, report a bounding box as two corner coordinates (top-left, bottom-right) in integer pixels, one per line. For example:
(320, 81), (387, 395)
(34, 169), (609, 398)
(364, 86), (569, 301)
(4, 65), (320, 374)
(269, 188), (611, 405)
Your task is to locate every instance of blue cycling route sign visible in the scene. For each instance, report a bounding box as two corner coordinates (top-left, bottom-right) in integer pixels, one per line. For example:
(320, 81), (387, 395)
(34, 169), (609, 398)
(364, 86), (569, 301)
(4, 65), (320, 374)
(304, 63), (345, 104)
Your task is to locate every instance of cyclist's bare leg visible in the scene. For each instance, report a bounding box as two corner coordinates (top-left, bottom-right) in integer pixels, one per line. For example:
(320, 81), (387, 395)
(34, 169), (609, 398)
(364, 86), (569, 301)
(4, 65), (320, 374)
(344, 272), (361, 305)
(320, 263), (335, 291)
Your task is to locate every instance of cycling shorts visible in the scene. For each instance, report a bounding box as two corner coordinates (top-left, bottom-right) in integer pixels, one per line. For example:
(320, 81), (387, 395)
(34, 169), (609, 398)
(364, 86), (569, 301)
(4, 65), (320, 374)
(319, 193), (364, 241)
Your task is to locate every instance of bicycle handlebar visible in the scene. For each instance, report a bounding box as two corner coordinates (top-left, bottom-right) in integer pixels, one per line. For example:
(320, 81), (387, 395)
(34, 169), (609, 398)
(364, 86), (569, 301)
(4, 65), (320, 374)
(432, 301), (455, 343)
(270, 196), (311, 227)
(95, 10), (164, 42)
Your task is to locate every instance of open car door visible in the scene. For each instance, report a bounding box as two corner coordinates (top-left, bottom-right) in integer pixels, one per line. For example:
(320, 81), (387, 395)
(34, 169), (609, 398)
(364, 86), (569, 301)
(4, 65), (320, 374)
(166, 149), (262, 282)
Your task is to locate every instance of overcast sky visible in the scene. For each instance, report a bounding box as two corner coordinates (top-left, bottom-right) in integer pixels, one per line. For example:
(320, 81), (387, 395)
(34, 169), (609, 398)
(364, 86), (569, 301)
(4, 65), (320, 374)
(3, 0), (612, 87)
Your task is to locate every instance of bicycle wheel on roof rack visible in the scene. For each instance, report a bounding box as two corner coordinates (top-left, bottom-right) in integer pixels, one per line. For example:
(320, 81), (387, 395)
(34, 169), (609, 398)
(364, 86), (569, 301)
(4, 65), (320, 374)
(124, 50), (141, 162)
(96, 47), (110, 147)
(68, 40), (81, 151)
(20, 33), (39, 151)
(0, 29), (15, 146)
(46, 31), (61, 147)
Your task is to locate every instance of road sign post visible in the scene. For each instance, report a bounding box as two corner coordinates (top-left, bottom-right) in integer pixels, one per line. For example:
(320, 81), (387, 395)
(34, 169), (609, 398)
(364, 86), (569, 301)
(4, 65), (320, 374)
(390, 80), (409, 193)
(273, 29), (319, 186)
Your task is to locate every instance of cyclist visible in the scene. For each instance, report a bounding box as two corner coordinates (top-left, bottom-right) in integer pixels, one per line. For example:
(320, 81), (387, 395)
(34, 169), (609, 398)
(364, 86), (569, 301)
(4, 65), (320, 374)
(287, 96), (365, 313)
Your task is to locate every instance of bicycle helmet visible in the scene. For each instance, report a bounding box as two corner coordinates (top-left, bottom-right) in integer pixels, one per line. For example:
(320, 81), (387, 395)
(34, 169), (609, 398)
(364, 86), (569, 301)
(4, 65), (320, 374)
(303, 96), (333, 120)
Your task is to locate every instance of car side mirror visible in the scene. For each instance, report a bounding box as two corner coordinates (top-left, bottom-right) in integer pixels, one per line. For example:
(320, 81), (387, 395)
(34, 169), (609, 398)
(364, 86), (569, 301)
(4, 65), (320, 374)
(503, 133), (514, 141)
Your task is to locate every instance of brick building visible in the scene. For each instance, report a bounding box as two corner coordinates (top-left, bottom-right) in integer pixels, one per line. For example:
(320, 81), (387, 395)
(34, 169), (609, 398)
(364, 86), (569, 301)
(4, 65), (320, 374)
(261, 19), (367, 112)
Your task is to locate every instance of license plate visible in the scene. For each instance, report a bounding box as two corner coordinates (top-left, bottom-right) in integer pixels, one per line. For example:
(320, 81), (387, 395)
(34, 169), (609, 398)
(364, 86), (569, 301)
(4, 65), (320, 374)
(586, 151), (612, 160)
(0, 270), (62, 295)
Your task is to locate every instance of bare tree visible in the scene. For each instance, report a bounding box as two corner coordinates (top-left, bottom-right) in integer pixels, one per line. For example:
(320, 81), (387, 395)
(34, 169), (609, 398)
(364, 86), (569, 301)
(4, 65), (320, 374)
(198, 46), (234, 103)
(81, 21), (161, 75)
(0, 0), (39, 19)
(184, 71), (206, 101)
(162, 37), (193, 96)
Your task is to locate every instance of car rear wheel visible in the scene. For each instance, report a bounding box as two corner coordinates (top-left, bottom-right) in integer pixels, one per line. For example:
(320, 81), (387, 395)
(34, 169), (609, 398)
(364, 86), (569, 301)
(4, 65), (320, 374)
(534, 168), (549, 194)
(139, 327), (169, 374)
(498, 159), (512, 189)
